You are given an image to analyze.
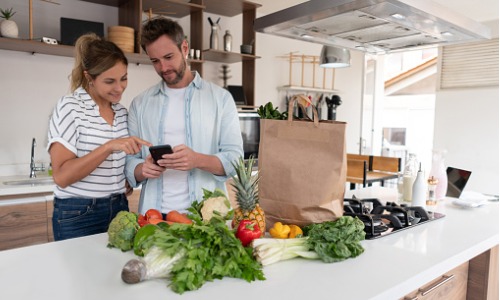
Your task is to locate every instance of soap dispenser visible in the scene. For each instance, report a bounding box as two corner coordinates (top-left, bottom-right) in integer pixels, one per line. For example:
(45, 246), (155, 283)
(411, 163), (427, 207)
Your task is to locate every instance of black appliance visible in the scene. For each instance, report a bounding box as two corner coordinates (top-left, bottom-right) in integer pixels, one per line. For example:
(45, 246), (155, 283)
(238, 111), (260, 159)
(60, 17), (104, 46)
(344, 198), (445, 240)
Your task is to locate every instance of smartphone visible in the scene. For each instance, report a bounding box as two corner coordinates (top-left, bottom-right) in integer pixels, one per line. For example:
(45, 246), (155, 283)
(149, 144), (173, 165)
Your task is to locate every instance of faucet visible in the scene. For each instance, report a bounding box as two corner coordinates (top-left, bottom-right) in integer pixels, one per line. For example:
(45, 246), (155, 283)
(30, 138), (45, 178)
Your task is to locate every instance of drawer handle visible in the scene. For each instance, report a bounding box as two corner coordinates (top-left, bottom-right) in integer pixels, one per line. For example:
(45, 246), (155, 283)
(419, 274), (455, 296)
(403, 296), (418, 300)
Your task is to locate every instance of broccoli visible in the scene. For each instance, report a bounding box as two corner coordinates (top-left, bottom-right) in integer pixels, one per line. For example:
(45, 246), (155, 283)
(107, 211), (140, 251)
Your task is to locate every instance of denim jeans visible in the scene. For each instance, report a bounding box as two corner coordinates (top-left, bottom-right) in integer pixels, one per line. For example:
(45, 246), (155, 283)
(52, 193), (129, 241)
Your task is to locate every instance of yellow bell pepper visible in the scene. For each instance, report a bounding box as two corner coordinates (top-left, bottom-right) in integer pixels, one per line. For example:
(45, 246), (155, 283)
(288, 225), (303, 238)
(269, 222), (291, 239)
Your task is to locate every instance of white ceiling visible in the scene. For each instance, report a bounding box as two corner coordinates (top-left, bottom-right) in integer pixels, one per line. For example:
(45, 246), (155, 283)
(252, 0), (499, 23)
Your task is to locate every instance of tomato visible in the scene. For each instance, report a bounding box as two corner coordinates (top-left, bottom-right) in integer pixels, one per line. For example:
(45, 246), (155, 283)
(145, 209), (163, 220)
(137, 214), (148, 227)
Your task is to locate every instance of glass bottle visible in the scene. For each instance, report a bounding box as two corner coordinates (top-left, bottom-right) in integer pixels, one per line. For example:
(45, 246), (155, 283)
(402, 153), (418, 202)
(411, 163), (427, 207)
(210, 25), (219, 50)
(223, 30), (232, 52)
(429, 149), (448, 200)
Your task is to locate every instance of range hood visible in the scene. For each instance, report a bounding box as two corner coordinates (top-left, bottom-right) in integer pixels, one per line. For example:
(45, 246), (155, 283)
(254, 0), (491, 53)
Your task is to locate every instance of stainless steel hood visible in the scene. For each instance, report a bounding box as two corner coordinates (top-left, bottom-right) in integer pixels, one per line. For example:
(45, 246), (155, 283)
(254, 0), (491, 53)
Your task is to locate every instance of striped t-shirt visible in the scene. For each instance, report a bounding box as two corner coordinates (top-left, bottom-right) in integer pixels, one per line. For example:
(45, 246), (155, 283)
(47, 87), (129, 198)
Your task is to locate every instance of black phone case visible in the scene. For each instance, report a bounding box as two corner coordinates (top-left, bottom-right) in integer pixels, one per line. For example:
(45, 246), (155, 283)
(149, 144), (173, 164)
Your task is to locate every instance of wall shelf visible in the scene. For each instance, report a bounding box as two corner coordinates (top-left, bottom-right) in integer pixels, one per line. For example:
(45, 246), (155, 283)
(278, 85), (339, 94)
(0, 37), (152, 65)
(202, 49), (259, 64)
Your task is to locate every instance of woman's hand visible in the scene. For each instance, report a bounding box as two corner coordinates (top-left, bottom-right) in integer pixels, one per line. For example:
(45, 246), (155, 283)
(106, 136), (151, 154)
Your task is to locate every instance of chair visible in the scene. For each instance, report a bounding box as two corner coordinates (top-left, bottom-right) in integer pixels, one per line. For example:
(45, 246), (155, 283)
(371, 155), (401, 173)
(347, 159), (368, 190)
(347, 153), (370, 166)
(369, 155), (401, 186)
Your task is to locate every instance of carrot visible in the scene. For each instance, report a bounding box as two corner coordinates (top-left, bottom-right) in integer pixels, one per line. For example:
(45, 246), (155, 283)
(166, 210), (193, 224)
(148, 218), (174, 225)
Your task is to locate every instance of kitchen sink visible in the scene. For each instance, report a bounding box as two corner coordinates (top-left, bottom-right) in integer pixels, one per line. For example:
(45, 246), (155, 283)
(3, 177), (54, 186)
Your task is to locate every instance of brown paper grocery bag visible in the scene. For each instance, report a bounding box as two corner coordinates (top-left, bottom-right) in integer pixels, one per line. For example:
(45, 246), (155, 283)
(258, 95), (346, 229)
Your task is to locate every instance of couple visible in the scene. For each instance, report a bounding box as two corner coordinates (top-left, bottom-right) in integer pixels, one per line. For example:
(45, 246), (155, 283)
(47, 18), (243, 241)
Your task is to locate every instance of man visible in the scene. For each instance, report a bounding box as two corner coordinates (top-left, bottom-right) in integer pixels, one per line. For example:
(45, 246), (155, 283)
(125, 18), (243, 215)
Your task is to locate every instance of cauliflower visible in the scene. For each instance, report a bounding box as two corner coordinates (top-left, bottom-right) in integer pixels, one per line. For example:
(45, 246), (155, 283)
(107, 211), (140, 251)
(201, 196), (231, 221)
(199, 188), (232, 222)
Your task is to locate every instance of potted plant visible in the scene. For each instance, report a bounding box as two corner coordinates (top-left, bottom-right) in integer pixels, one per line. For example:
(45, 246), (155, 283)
(0, 7), (19, 38)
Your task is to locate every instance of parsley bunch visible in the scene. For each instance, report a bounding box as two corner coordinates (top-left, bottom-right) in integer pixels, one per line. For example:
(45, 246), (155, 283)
(145, 217), (265, 294)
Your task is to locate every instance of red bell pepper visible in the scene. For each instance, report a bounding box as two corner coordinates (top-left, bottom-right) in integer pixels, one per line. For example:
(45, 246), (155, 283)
(235, 220), (261, 247)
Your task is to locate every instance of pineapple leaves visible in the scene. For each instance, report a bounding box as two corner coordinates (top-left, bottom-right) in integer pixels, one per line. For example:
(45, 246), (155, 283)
(231, 156), (260, 211)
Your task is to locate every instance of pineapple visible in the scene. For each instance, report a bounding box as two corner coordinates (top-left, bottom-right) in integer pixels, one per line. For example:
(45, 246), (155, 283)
(231, 156), (266, 236)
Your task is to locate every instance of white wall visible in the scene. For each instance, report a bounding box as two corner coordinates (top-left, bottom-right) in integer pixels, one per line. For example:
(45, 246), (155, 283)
(434, 88), (499, 195)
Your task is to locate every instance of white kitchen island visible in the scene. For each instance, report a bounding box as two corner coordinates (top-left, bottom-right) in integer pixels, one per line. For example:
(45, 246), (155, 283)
(0, 192), (497, 300)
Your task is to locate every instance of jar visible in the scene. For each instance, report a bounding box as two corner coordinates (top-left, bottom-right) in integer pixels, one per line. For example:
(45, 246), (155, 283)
(402, 153), (418, 202)
(429, 149), (448, 200)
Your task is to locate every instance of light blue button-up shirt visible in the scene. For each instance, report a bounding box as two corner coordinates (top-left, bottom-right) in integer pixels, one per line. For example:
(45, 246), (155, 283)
(125, 72), (243, 214)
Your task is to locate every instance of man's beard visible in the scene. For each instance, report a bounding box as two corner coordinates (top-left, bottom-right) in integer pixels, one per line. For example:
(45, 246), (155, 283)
(161, 57), (187, 86)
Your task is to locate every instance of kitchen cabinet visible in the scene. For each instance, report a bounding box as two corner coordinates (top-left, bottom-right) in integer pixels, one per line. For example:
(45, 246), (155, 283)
(0, 189), (139, 250)
(401, 246), (499, 300)
(401, 262), (469, 300)
(0, 0), (261, 106)
(128, 188), (140, 213)
(0, 194), (52, 250)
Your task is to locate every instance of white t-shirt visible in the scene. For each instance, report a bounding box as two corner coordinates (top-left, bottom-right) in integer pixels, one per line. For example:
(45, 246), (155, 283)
(161, 86), (189, 213)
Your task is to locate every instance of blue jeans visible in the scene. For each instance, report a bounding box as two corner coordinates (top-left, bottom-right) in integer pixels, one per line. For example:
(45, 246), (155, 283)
(52, 193), (129, 241)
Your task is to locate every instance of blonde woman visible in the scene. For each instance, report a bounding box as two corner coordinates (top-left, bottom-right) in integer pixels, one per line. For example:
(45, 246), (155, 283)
(47, 33), (150, 241)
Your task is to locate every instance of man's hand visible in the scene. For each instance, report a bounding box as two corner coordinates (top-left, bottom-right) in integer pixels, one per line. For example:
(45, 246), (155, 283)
(141, 155), (166, 178)
(156, 144), (198, 171)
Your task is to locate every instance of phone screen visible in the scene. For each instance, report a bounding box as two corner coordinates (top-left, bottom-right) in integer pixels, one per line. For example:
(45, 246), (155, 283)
(149, 144), (173, 164)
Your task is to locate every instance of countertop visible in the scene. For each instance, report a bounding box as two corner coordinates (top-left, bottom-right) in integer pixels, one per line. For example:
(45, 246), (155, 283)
(0, 188), (498, 300)
(0, 174), (54, 197)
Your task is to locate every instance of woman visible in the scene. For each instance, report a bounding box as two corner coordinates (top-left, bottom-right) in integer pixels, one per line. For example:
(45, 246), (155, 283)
(47, 33), (150, 241)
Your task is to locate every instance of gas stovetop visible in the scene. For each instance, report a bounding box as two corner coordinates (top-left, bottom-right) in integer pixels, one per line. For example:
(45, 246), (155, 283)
(344, 198), (445, 240)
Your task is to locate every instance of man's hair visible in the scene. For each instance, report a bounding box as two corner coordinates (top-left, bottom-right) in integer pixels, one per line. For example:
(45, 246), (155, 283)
(140, 17), (185, 52)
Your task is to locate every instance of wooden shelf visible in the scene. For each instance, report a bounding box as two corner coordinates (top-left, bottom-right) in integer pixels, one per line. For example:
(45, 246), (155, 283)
(204, 0), (261, 17)
(278, 85), (339, 94)
(0, 37), (155, 65)
(142, 0), (205, 18)
(82, 0), (205, 18)
(202, 49), (259, 63)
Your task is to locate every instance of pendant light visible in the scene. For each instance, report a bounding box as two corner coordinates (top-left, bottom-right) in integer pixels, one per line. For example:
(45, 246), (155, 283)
(319, 45), (351, 68)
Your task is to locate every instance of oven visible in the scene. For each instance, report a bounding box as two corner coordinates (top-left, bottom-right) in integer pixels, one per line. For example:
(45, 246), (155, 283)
(238, 111), (260, 159)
